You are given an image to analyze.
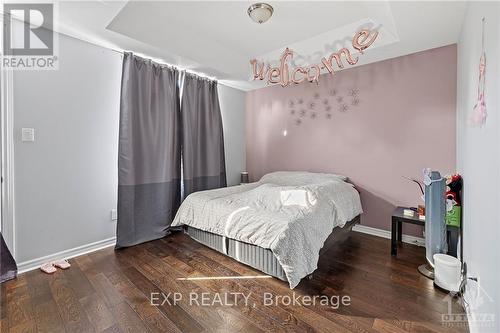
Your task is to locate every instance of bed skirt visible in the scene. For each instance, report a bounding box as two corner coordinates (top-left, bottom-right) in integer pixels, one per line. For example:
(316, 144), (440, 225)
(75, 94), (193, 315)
(184, 215), (360, 283)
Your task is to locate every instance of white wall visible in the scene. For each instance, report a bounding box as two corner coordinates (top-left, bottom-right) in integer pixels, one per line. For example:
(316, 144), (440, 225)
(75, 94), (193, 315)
(13, 33), (123, 263)
(11, 32), (247, 265)
(457, 2), (500, 332)
(218, 84), (246, 186)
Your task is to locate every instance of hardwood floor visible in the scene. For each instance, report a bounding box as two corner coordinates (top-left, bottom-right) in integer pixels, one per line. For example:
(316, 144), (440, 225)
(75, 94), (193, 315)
(1, 231), (468, 332)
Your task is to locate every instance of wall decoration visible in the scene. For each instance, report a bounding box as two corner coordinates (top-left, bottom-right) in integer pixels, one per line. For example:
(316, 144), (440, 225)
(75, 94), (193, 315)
(247, 45), (457, 237)
(470, 18), (487, 127)
(288, 87), (362, 125)
(250, 29), (378, 87)
(339, 104), (349, 113)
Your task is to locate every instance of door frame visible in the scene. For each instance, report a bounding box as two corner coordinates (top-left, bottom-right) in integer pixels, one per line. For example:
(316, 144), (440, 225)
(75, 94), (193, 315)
(1, 63), (16, 259)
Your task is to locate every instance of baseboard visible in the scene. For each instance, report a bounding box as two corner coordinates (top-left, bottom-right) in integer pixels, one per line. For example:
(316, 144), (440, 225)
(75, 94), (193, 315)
(352, 224), (425, 247)
(16, 226), (423, 274)
(17, 237), (116, 274)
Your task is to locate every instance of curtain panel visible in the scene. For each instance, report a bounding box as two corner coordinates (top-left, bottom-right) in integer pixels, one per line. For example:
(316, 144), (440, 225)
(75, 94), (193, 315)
(181, 74), (227, 198)
(116, 53), (181, 248)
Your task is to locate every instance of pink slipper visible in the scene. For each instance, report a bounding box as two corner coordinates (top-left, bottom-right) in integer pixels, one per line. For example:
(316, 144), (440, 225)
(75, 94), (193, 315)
(40, 263), (56, 274)
(53, 259), (71, 269)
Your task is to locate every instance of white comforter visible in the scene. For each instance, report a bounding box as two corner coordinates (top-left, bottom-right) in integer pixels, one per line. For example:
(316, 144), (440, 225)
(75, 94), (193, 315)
(171, 172), (363, 288)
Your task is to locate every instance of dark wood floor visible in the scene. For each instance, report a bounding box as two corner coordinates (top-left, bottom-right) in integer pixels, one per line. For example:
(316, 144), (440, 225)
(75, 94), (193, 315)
(1, 231), (468, 333)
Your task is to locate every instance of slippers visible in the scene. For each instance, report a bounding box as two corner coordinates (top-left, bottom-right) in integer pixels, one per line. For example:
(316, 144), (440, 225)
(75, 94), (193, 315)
(53, 259), (71, 269)
(40, 259), (71, 274)
(40, 263), (57, 274)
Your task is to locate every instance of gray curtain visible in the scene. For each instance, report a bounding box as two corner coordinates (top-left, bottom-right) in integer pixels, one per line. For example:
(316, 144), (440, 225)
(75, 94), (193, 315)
(181, 74), (226, 198)
(116, 53), (181, 248)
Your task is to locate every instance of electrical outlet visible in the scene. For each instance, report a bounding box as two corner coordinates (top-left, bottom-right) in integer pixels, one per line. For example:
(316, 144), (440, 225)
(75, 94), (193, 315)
(110, 209), (117, 221)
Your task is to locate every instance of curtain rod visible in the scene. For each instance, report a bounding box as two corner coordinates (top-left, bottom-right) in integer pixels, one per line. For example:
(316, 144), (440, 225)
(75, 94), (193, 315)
(109, 47), (218, 82)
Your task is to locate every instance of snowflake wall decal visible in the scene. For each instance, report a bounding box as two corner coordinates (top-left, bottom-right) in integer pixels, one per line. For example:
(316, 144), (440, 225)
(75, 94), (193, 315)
(348, 88), (359, 97)
(285, 87), (361, 125)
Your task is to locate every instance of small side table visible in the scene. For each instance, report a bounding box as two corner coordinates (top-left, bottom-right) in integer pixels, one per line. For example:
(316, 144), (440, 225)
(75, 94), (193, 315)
(391, 207), (425, 256)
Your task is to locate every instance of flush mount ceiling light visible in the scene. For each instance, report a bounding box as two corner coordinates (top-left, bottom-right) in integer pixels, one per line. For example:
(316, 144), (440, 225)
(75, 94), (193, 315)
(248, 3), (274, 24)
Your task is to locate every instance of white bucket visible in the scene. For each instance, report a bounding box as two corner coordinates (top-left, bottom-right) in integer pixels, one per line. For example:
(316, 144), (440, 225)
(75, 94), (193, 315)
(433, 253), (461, 292)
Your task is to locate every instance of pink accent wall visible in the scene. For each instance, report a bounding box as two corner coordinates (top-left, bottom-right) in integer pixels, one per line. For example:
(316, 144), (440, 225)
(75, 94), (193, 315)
(246, 45), (457, 237)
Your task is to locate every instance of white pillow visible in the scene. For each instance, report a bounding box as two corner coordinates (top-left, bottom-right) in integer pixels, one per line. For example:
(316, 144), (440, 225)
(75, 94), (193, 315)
(259, 171), (347, 186)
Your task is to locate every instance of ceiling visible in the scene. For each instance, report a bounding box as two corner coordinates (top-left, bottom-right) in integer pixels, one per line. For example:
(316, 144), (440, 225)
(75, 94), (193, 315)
(34, 1), (467, 90)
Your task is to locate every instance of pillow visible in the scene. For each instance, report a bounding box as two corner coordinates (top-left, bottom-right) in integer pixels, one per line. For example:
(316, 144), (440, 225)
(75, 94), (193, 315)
(259, 171), (347, 186)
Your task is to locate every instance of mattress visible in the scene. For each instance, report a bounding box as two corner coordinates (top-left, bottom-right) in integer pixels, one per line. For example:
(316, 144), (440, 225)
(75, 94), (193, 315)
(185, 215), (360, 282)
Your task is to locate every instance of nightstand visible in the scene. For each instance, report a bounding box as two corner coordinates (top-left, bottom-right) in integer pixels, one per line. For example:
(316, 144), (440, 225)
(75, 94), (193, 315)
(391, 207), (425, 256)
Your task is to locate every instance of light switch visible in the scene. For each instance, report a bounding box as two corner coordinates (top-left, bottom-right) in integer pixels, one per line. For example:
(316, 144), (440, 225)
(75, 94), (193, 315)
(21, 128), (35, 142)
(110, 209), (118, 221)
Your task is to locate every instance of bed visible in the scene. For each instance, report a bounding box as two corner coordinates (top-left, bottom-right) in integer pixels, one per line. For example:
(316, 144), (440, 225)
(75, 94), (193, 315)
(171, 171), (363, 288)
